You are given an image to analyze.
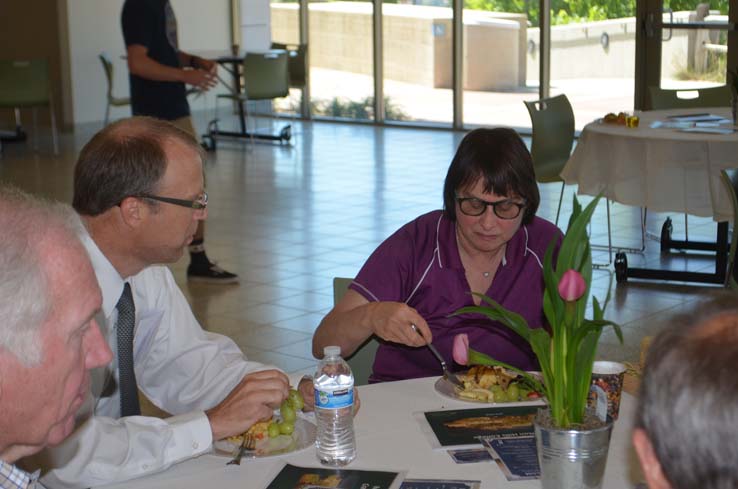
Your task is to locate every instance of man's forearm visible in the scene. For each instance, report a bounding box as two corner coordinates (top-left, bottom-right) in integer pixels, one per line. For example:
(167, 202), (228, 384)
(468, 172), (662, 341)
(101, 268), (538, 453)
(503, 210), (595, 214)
(128, 53), (186, 83)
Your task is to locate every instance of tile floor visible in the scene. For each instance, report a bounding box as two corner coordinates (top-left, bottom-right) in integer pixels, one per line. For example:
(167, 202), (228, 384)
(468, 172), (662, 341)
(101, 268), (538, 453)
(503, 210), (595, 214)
(0, 113), (726, 379)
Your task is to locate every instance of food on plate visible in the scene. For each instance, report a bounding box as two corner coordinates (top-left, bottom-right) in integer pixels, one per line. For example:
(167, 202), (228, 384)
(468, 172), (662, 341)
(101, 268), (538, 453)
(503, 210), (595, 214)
(225, 388), (305, 449)
(456, 365), (541, 403)
(225, 420), (270, 449)
(444, 413), (536, 431)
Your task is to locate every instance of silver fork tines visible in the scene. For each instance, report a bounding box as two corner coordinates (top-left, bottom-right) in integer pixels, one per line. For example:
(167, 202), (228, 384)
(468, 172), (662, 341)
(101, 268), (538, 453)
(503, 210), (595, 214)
(411, 324), (465, 388)
(226, 433), (254, 466)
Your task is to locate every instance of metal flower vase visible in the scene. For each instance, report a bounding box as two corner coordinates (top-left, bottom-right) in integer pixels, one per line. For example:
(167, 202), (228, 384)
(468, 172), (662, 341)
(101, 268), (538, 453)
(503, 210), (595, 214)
(534, 409), (614, 489)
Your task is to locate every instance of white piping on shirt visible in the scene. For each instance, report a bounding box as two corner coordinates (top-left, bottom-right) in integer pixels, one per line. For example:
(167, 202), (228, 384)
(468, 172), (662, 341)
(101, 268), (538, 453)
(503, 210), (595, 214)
(354, 215), (544, 304)
(351, 281), (380, 302)
(404, 214), (444, 304)
(524, 225), (544, 269)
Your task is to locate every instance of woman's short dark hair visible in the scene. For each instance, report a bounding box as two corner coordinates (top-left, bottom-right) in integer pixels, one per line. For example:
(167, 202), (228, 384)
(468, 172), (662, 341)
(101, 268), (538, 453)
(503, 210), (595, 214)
(443, 127), (540, 224)
(72, 116), (202, 216)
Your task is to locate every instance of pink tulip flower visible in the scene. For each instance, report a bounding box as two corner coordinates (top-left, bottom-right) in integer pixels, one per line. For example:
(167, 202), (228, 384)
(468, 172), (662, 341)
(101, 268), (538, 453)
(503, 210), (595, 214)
(452, 333), (469, 365)
(558, 269), (586, 302)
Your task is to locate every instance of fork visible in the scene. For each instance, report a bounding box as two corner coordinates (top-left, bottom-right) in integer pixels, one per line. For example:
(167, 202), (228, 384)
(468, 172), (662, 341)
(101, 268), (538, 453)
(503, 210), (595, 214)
(226, 432), (255, 466)
(410, 324), (465, 388)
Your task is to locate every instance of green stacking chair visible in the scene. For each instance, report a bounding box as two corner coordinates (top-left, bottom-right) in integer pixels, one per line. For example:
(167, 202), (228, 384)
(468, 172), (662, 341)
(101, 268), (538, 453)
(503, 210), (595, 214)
(271, 42), (307, 90)
(649, 85), (731, 110)
(333, 277), (379, 386)
(720, 169), (738, 290)
(524, 94), (575, 227)
(0, 59), (58, 154)
(216, 50), (290, 146)
(99, 53), (131, 126)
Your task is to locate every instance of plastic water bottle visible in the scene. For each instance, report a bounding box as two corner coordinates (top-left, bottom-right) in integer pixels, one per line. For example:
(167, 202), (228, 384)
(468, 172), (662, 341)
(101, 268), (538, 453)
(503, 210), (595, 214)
(314, 345), (356, 466)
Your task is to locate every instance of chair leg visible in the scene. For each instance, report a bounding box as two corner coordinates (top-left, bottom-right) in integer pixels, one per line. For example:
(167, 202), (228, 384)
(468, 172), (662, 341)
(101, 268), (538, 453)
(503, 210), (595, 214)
(606, 199), (613, 264)
(684, 213), (689, 241)
(244, 101), (254, 149)
(32, 108), (38, 152)
(50, 103), (58, 155)
(555, 182), (565, 227)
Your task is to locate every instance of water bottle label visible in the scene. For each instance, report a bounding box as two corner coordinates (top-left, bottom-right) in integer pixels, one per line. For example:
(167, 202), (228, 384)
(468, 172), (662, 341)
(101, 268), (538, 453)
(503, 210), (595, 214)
(314, 387), (354, 409)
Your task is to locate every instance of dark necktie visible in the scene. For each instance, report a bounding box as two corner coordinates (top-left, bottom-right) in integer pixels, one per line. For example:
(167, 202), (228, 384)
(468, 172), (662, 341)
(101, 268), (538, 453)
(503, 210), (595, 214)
(116, 283), (141, 416)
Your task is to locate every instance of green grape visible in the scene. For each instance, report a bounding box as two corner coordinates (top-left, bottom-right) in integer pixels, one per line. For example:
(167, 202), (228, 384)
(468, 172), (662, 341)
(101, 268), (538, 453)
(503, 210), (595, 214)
(507, 383), (520, 401)
(490, 384), (504, 394)
(278, 421), (295, 435)
(494, 389), (508, 402)
(288, 388), (304, 410)
(267, 421), (281, 438)
(280, 402), (297, 423)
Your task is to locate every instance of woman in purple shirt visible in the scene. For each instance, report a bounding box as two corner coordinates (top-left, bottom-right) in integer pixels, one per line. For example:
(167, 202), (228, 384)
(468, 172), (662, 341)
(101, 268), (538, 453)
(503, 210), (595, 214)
(313, 128), (563, 382)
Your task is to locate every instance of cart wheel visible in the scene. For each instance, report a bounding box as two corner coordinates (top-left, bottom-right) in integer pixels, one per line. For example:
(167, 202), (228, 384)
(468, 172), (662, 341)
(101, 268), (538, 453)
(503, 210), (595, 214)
(660, 217), (673, 254)
(280, 124), (292, 143)
(201, 135), (215, 152)
(614, 252), (628, 283)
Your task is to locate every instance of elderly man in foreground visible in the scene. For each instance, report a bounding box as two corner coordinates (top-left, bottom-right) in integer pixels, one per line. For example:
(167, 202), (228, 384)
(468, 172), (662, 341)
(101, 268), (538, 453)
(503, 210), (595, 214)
(33, 117), (315, 488)
(0, 187), (112, 488)
(633, 294), (738, 489)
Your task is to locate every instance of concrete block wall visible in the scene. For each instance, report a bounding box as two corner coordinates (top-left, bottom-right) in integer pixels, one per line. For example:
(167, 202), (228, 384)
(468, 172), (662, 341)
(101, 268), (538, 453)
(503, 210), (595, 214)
(271, 2), (526, 90)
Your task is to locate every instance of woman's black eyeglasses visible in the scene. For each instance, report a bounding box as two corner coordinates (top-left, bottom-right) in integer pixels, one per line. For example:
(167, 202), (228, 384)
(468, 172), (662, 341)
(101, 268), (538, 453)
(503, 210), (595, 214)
(456, 196), (525, 219)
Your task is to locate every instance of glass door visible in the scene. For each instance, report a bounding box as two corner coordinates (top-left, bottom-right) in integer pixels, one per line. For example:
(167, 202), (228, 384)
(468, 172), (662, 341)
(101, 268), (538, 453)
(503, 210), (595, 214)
(636, 0), (735, 108)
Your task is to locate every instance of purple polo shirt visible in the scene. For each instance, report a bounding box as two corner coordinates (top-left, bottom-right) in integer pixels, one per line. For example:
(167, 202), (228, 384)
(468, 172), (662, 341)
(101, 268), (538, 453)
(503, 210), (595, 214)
(350, 210), (563, 383)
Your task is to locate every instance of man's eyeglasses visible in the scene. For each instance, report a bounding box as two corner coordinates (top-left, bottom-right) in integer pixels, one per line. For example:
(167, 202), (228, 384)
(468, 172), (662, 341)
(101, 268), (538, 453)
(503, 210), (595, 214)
(456, 196), (525, 219)
(137, 192), (208, 210)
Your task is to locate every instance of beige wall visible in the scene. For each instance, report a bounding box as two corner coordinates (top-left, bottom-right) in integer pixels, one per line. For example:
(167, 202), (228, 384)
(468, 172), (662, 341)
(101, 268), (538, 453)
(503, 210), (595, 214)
(0, 0), (233, 128)
(65, 0), (232, 125)
(0, 0), (65, 128)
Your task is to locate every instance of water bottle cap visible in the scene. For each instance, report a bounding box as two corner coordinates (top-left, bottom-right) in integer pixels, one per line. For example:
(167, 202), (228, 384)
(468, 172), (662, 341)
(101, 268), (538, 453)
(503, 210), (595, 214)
(323, 345), (341, 357)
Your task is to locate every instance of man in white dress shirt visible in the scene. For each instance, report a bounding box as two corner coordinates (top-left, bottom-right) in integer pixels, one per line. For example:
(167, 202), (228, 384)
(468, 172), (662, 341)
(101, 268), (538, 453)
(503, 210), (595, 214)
(0, 187), (113, 489)
(33, 117), (315, 488)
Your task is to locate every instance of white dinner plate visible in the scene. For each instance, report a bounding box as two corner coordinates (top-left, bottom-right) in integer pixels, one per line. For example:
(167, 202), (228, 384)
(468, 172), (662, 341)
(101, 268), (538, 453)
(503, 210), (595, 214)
(213, 417), (316, 459)
(434, 376), (546, 407)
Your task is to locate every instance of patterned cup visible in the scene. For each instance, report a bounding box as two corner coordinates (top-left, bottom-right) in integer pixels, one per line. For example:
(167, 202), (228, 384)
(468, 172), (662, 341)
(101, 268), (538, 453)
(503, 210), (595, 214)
(588, 361), (626, 421)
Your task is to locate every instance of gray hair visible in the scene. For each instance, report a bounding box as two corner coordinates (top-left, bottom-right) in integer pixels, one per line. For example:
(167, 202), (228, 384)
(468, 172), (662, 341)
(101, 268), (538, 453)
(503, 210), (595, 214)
(635, 293), (738, 489)
(0, 185), (86, 365)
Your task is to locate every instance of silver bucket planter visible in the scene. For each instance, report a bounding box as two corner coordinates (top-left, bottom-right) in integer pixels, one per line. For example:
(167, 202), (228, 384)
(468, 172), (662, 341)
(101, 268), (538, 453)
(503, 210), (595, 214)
(534, 409), (614, 489)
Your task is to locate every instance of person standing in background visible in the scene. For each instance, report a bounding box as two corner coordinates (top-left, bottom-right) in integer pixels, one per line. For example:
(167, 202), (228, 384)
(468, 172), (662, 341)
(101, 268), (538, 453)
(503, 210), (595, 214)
(121, 0), (238, 283)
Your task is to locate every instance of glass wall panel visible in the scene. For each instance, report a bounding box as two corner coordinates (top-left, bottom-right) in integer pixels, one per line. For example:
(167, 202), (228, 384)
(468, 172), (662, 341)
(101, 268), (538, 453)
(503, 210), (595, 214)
(271, 0), (302, 114)
(306, 0), (375, 121)
(548, 3), (636, 130)
(461, 3), (536, 129)
(382, 1), (453, 126)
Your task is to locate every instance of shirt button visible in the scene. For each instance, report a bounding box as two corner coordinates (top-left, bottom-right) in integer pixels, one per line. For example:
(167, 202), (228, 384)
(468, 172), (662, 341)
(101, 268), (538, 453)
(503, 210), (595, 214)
(142, 464), (149, 470)
(193, 442), (199, 449)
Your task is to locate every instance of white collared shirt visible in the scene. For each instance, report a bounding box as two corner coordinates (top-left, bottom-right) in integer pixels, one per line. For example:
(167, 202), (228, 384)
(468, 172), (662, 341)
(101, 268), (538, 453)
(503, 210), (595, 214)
(32, 228), (289, 488)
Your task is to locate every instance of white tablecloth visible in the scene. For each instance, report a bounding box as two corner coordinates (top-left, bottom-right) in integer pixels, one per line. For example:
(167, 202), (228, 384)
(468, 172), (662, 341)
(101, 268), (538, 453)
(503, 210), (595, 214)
(561, 108), (738, 222)
(96, 377), (643, 489)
